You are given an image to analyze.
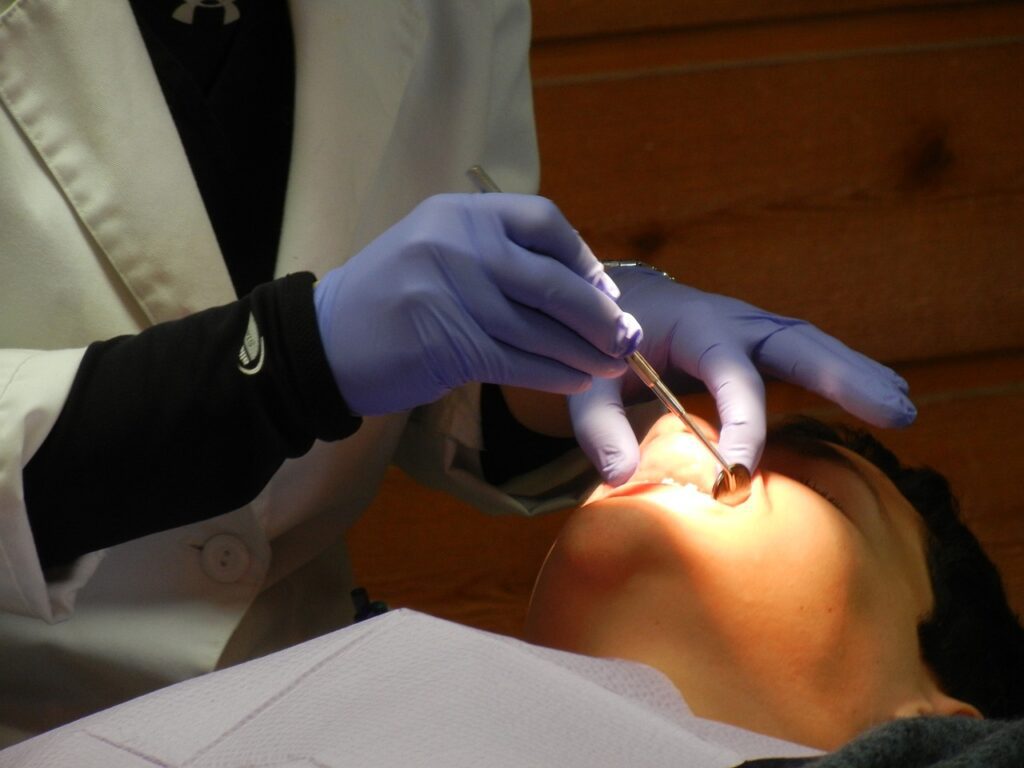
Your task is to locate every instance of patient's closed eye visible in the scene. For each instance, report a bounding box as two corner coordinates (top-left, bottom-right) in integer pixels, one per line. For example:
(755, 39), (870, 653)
(799, 478), (847, 512)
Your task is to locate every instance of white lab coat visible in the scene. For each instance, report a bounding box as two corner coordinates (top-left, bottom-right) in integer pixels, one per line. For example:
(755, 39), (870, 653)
(0, 0), (572, 743)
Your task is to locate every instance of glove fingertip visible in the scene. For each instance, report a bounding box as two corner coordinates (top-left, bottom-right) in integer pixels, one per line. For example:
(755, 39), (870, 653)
(877, 393), (918, 427)
(601, 454), (639, 488)
(847, 388), (917, 428)
(716, 438), (762, 480)
(892, 397), (917, 427)
(577, 423), (639, 488)
(616, 313), (643, 357)
(593, 267), (622, 301)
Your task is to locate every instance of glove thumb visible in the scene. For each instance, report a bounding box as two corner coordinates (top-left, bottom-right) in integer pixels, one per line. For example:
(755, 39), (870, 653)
(569, 377), (640, 487)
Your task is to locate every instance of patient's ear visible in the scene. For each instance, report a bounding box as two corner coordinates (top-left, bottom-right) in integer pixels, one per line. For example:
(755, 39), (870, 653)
(929, 692), (983, 719)
(893, 691), (983, 720)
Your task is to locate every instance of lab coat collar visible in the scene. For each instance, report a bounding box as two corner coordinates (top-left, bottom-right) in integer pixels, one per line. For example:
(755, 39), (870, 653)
(0, 0), (233, 323)
(0, 0), (424, 322)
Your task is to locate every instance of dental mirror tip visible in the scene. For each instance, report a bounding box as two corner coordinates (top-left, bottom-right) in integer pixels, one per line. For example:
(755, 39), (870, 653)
(712, 464), (752, 506)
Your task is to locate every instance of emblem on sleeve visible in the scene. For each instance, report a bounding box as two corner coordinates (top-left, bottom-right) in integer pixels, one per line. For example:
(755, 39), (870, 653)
(238, 313), (265, 375)
(172, 0), (241, 26)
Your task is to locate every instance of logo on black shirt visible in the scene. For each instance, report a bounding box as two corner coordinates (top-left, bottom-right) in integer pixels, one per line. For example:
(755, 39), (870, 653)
(238, 313), (264, 375)
(172, 0), (241, 26)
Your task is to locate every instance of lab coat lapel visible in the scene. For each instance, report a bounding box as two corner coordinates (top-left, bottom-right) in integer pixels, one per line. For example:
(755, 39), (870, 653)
(0, 0), (234, 324)
(277, 1), (425, 277)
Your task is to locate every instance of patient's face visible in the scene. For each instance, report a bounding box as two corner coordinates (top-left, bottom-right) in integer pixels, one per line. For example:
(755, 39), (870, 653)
(525, 414), (956, 750)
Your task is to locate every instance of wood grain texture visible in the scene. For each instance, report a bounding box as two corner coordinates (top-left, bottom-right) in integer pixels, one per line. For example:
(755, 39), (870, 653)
(531, 4), (1024, 363)
(531, 0), (990, 41)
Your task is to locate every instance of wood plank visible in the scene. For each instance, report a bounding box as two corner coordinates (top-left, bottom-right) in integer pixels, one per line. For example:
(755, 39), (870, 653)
(531, 26), (1024, 362)
(530, 3), (1024, 80)
(532, 0), (989, 41)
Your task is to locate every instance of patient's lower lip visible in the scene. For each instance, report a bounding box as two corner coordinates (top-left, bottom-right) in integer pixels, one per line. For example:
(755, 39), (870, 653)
(587, 482), (664, 505)
(605, 482), (665, 499)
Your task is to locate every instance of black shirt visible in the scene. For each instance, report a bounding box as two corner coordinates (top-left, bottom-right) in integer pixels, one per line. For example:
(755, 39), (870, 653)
(128, 0), (294, 297)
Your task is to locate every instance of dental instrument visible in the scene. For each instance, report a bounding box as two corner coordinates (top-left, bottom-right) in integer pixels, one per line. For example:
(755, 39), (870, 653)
(466, 165), (751, 505)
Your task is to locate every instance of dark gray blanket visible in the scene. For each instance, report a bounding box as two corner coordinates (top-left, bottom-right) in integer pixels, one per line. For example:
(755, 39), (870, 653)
(814, 716), (1024, 768)
(739, 716), (1024, 768)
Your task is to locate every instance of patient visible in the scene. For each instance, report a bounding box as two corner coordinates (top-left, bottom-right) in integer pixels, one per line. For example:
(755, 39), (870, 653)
(524, 413), (1024, 751)
(3, 414), (1021, 766)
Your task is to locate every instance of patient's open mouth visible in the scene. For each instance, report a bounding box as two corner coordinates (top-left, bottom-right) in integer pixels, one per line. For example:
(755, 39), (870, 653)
(584, 414), (728, 505)
(589, 478), (712, 505)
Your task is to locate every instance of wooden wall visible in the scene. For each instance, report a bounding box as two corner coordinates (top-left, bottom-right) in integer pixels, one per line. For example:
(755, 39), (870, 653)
(530, 0), (1024, 363)
(348, 1), (1024, 639)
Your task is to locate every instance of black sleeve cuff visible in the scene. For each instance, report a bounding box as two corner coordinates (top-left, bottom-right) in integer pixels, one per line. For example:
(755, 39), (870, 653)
(252, 271), (361, 443)
(24, 272), (360, 569)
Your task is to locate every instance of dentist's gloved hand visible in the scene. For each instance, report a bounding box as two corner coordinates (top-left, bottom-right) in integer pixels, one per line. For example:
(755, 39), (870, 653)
(569, 264), (917, 486)
(314, 194), (642, 416)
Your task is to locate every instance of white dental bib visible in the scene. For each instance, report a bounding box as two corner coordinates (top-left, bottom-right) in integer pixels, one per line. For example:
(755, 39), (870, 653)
(0, 610), (821, 767)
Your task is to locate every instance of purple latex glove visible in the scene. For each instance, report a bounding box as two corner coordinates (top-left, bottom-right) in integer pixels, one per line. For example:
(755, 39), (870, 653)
(314, 194), (642, 416)
(570, 264), (917, 486)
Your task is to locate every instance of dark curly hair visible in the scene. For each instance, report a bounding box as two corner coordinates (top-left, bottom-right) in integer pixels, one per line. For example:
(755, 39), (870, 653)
(768, 417), (1024, 719)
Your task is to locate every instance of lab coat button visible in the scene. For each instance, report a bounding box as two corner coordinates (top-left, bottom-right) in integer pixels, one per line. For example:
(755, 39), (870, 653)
(200, 534), (251, 584)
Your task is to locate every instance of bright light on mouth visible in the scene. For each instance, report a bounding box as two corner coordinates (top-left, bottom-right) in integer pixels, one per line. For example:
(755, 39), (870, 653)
(583, 412), (729, 506)
(585, 479), (712, 506)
